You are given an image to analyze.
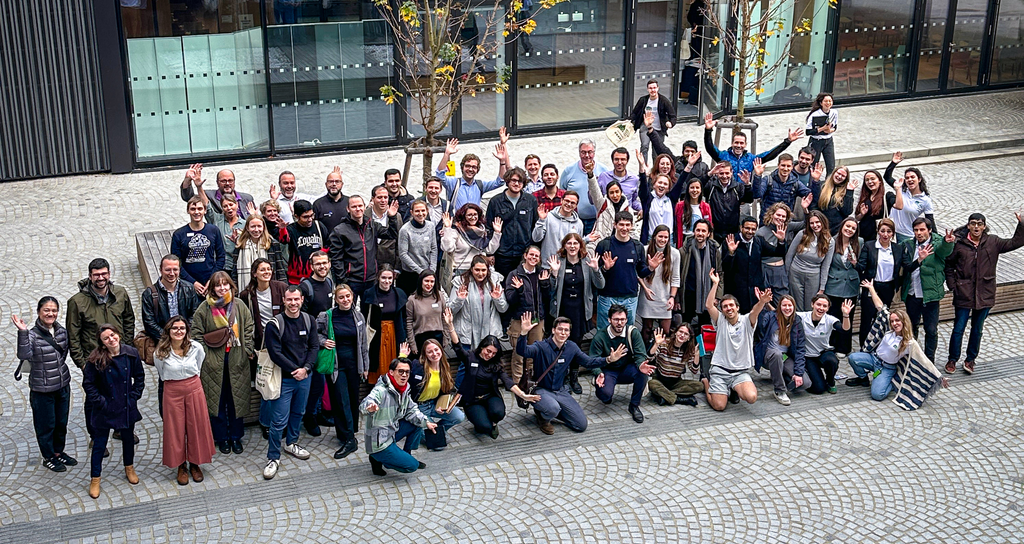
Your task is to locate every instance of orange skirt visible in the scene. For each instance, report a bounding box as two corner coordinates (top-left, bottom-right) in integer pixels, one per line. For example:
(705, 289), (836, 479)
(370, 320), (397, 383)
(162, 375), (216, 468)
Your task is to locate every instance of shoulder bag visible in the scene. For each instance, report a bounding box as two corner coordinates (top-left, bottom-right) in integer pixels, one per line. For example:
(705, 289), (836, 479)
(517, 343), (565, 409)
(254, 315), (283, 400)
(316, 309), (336, 374)
(133, 287), (161, 365)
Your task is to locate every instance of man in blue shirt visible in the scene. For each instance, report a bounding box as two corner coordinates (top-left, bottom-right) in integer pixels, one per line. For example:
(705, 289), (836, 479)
(516, 311), (626, 434)
(435, 136), (508, 213)
(560, 139), (611, 234)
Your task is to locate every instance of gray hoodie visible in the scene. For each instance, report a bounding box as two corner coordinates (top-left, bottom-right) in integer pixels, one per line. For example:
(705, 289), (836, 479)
(532, 209), (584, 268)
(448, 270), (508, 348)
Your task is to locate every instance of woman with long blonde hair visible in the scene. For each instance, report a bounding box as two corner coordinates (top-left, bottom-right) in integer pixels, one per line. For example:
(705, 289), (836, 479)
(817, 166), (857, 236)
(848, 280), (923, 401)
(409, 336), (466, 449)
(753, 294), (806, 406)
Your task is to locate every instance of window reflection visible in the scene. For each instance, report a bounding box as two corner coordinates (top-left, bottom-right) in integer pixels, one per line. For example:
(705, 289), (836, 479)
(835, 0), (914, 95)
(990, 0), (1024, 84)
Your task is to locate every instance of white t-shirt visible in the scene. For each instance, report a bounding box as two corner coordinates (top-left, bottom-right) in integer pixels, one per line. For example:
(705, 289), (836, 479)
(891, 191), (934, 237)
(875, 241), (895, 282)
(646, 97), (661, 131)
(875, 331), (906, 365)
(256, 287), (274, 326)
(710, 311), (756, 371)
(796, 311), (839, 357)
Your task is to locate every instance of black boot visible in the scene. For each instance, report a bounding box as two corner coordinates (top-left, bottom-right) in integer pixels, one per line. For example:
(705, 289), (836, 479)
(568, 370), (583, 395)
(370, 457), (387, 476)
(303, 416), (321, 437)
(334, 439), (358, 459)
(676, 396), (698, 406)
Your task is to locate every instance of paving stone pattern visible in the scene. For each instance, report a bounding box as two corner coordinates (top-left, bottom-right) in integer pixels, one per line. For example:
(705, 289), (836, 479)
(0, 91), (1023, 543)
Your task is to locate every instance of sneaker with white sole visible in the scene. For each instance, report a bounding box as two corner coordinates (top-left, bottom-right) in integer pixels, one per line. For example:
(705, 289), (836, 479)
(774, 391), (791, 406)
(283, 442), (310, 460)
(263, 459), (280, 480)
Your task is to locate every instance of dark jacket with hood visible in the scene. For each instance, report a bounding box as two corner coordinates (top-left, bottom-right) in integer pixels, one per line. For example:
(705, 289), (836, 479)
(504, 264), (551, 320)
(82, 345), (145, 430)
(66, 278), (135, 369)
(140, 280), (201, 341)
(328, 213), (400, 285)
(945, 220), (1024, 310)
(18, 319), (71, 393)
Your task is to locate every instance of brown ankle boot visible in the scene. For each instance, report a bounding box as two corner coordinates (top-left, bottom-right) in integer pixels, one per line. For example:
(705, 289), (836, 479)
(89, 477), (101, 499)
(176, 463), (189, 486)
(125, 465), (139, 485)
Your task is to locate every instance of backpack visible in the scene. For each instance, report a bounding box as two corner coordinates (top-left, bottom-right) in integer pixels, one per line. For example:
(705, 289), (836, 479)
(447, 178), (485, 214)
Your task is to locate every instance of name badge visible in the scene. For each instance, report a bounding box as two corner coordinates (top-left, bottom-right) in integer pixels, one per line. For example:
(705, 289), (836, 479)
(414, 374), (422, 379)
(431, 303), (439, 308)
(626, 258), (634, 263)
(185, 232), (194, 237)
(379, 303), (385, 308)
(471, 363), (479, 368)
(299, 330), (307, 336)
(557, 358), (565, 363)
(519, 210), (527, 215)
(566, 269), (573, 274)
(272, 305), (280, 310)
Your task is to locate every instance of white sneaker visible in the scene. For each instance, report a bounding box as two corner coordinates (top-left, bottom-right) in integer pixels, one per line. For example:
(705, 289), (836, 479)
(263, 459), (280, 480)
(774, 391), (791, 406)
(283, 442), (310, 460)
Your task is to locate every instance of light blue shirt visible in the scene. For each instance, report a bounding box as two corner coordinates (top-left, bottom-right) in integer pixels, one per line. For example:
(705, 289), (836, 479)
(560, 161), (611, 220)
(436, 171), (505, 213)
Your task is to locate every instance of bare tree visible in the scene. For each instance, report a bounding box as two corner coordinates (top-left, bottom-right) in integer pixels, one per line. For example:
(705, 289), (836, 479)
(374, 0), (563, 182)
(699, 0), (836, 121)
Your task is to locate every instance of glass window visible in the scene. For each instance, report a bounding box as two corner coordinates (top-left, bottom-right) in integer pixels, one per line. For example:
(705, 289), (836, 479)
(516, 0), (626, 127)
(990, 0), (1024, 84)
(121, 1), (270, 162)
(459, 7), (507, 135)
(634, 0), (679, 108)
(751, 0), (832, 108)
(915, 0), (948, 92)
(267, 2), (396, 149)
(834, 0), (915, 95)
(947, 0), (989, 88)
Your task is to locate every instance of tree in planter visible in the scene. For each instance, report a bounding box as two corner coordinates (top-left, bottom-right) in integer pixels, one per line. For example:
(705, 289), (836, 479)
(698, 0), (837, 124)
(375, 0), (563, 185)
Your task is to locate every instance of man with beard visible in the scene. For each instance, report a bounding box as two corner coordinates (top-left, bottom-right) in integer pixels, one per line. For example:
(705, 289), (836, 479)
(313, 166), (349, 233)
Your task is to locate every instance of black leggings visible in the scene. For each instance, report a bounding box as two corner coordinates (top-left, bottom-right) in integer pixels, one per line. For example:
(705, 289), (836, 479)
(464, 395), (506, 434)
(805, 351), (840, 394)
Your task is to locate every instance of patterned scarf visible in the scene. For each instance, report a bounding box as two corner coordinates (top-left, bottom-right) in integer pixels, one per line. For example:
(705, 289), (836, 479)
(457, 222), (493, 252)
(207, 291), (239, 342)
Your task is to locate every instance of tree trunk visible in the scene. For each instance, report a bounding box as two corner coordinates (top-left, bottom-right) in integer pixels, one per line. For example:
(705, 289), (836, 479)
(421, 148), (434, 191)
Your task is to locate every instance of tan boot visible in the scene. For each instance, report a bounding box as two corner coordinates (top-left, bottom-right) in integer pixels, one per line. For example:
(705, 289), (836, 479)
(88, 477), (101, 499)
(125, 465), (139, 485)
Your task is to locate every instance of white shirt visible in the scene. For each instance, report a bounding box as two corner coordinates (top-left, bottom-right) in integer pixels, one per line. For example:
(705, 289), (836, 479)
(153, 340), (206, 381)
(875, 241), (895, 282)
(647, 194), (674, 238)
(276, 191), (320, 223)
(256, 287), (274, 326)
(710, 311), (756, 371)
(909, 240), (929, 297)
(875, 331), (905, 365)
(796, 311), (839, 357)
(891, 191), (934, 237)
(646, 97), (662, 131)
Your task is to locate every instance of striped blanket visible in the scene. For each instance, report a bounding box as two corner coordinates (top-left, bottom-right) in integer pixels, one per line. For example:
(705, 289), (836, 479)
(862, 305), (944, 411)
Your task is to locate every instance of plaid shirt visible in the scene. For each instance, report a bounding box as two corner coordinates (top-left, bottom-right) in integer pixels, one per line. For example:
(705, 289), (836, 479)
(533, 188), (565, 212)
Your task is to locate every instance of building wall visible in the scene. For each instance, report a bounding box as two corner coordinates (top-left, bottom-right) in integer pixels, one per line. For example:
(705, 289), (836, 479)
(0, 0), (109, 181)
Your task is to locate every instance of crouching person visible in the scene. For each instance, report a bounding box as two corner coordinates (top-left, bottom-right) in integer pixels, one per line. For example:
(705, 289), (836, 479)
(360, 358), (438, 476)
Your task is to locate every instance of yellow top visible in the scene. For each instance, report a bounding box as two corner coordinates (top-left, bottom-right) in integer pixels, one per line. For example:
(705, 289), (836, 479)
(418, 369), (441, 402)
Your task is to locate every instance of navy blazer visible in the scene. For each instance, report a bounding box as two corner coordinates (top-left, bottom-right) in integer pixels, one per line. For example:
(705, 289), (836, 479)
(753, 309), (806, 378)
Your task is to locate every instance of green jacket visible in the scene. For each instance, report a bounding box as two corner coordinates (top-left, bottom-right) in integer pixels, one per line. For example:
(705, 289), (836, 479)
(589, 325), (647, 372)
(900, 233), (953, 304)
(359, 375), (431, 454)
(66, 278), (136, 368)
(192, 300), (255, 417)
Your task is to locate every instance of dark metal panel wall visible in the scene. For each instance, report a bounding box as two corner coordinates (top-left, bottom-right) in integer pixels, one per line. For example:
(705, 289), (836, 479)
(0, 0), (109, 181)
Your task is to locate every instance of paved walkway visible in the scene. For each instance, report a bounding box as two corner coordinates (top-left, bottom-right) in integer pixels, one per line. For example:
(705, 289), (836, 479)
(1, 90), (1023, 543)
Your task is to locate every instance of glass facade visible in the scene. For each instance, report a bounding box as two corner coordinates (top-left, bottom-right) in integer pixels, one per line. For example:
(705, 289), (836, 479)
(115, 0), (1023, 165)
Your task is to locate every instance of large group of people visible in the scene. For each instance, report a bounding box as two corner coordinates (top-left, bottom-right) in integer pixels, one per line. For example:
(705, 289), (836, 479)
(15, 87), (1024, 497)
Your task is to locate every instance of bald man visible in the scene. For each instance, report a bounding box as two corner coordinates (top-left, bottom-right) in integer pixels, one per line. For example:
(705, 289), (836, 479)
(180, 163), (256, 218)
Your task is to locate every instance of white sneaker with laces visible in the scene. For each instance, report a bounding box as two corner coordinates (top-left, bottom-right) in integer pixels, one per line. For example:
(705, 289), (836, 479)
(774, 391), (791, 406)
(283, 442), (311, 460)
(263, 459), (280, 480)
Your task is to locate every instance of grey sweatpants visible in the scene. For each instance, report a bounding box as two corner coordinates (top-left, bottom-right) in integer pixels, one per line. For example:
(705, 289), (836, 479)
(764, 348), (794, 394)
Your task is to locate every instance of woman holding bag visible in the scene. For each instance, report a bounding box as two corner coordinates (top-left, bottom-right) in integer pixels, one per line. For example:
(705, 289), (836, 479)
(316, 283), (368, 459)
(153, 316), (216, 485)
(82, 324), (145, 499)
(193, 271), (255, 456)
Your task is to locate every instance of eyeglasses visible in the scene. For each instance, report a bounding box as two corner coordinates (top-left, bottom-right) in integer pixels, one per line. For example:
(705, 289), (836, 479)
(968, 221), (986, 227)
(395, 369), (410, 375)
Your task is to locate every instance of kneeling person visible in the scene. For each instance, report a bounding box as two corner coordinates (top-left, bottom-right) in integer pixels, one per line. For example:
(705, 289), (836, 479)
(589, 304), (655, 423)
(516, 312), (626, 434)
(702, 269), (772, 411)
(360, 358), (438, 476)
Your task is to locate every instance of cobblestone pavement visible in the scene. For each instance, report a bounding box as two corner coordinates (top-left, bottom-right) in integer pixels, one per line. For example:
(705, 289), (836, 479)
(0, 91), (1023, 542)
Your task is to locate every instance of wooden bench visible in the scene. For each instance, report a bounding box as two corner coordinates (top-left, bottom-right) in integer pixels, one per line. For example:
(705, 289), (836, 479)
(136, 229), (173, 288)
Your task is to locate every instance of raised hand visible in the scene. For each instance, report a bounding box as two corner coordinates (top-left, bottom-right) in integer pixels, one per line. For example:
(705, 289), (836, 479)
(246, 201), (258, 217)
(801, 192), (814, 210)
(647, 251), (665, 271)
(387, 199), (400, 217)
(490, 282), (504, 299)
(810, 162), (826, 181)
(944, 229), (956, 243)
(773, 226), (786, 241)
(847, 176), (859, 191)
(443, 307), (454, 325)
(445, 137), (459, 156)
(399, 341), (410, 357)
(601, 251), (617, 270)
(582, 158), (596, 175)
(756, 286), (773, 303)
(708, 268), (719, 284)
(587, 254), (600, 270)
(539, 269), (550, 281)
(841, 299), (854, 316)
(332, 165), (343, 177)
(752, 157), (764, 176)
(652, 327), (666, 346)
(547, 254), (560, 274)
(644, 110), (655, 129)
(788, 127), (805, 142)
(860, 279), (875, 291)
(510, 275), (524, 290)
(492, 217), (503, 233)
(498, 126), (509, 146)
(269, 184), (280, 200)
(738, 170), (752, 186)
(537, 204), (548, 220)
(607, 343), (627, 363)
(519, 311), (536, 334)
(726, 234), (739, 254)
(893, 177), (904, 192)
(457, 282), (469, 299)
(704, 112), (716, 130)
(858, 202), (869, 217)
(892, 151), (903, 164)
(634, 149), (647, 173)
(185, 163), (203, 185)
(638, 360), (655, 376)
(442, 212), (453, 229)
(492, 143), (509, 163)
(587, 231), (601, 243)
(10, 314), (27, 331)
(687, 150), (701, 167)
(917, 244), (934, 262)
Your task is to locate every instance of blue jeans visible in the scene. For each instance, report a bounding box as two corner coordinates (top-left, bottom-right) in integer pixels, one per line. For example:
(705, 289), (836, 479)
(418, 399), (466, 431)
(595, 365), (648, 407)
(267, 377), (311, 460)
(596, 295), (638, 331)
(947, 307), (990, 364)
(369, 420), (423, 473)
(533, 385), (588, 432)
(847, 352), (899, 401)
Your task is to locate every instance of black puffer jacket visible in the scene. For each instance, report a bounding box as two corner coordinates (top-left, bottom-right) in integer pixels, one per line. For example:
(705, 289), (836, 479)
(17, 320), (71, 393)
